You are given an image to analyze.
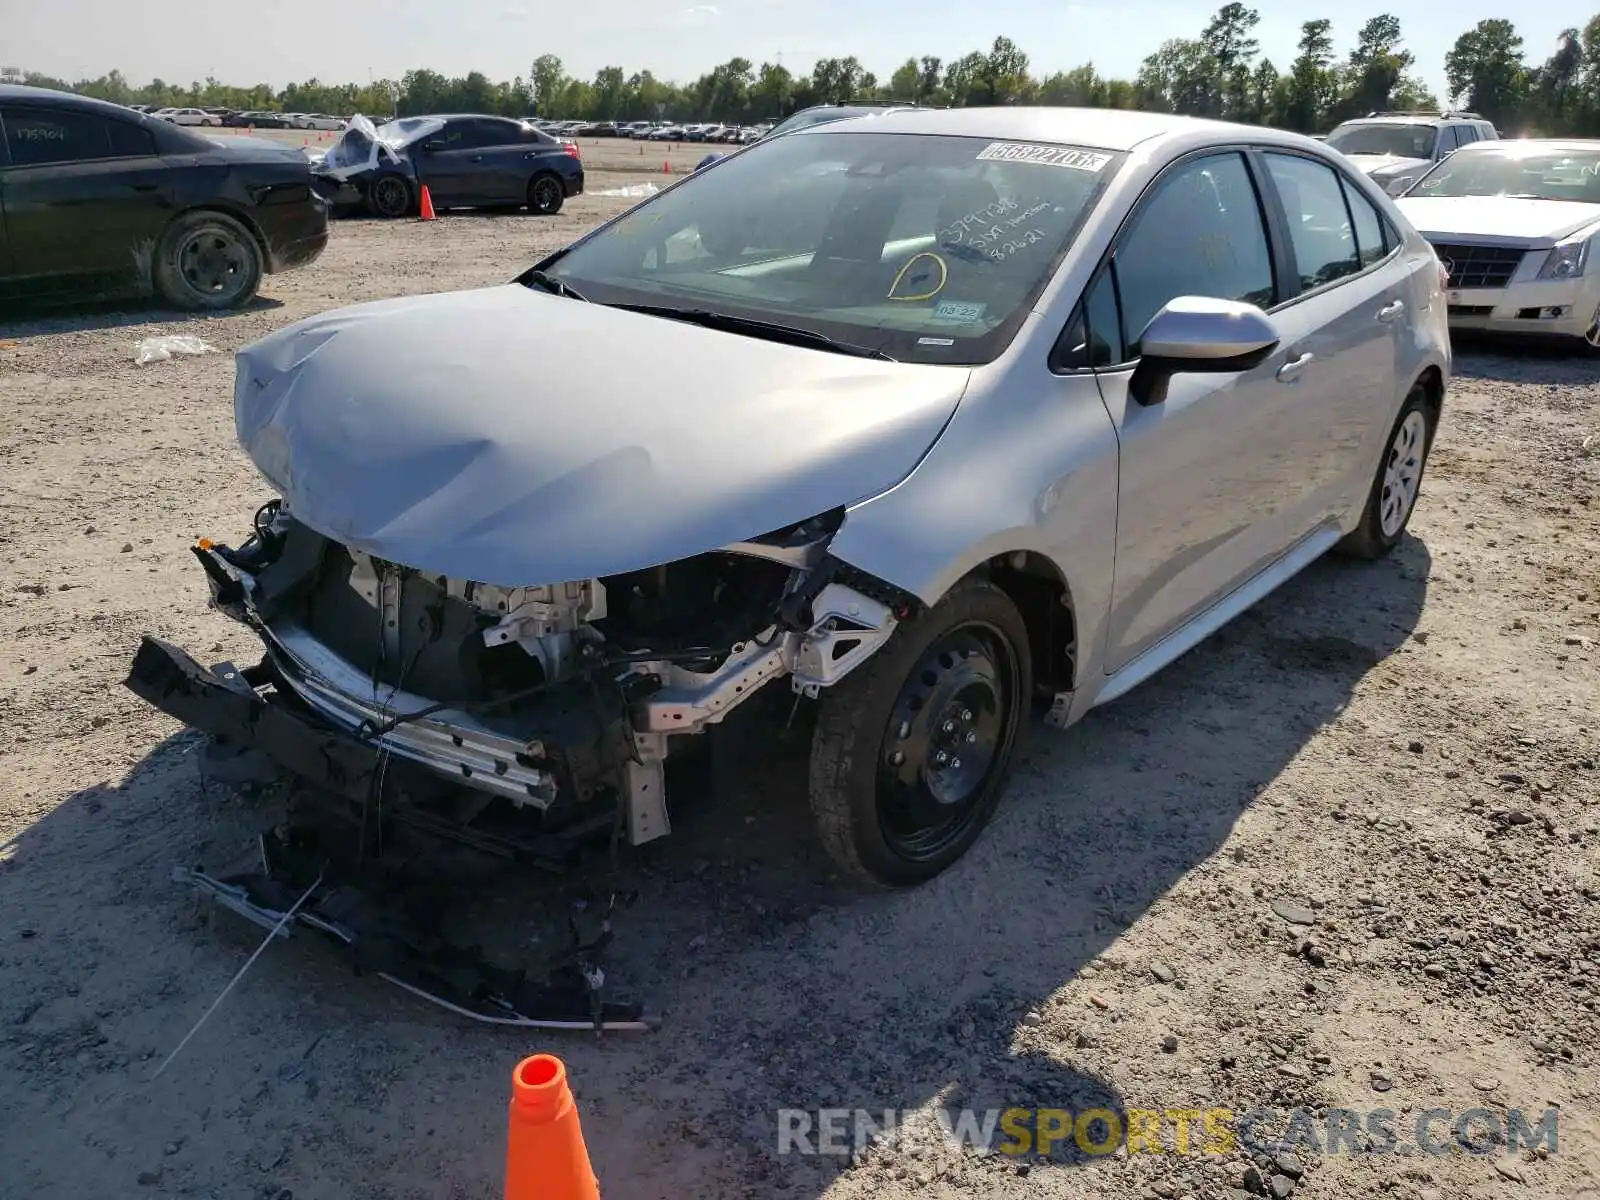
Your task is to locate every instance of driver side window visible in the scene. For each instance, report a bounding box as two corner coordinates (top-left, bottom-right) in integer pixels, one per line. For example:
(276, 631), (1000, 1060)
(1112, 152), (1275, 356)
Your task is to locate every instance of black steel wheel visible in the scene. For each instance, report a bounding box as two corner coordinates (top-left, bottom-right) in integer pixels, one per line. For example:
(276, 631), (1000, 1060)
(152, 210), (263, 311)
(367, 173), (413, 219)
(527, 173), (565, 216)
(809, 579), (1031, 887)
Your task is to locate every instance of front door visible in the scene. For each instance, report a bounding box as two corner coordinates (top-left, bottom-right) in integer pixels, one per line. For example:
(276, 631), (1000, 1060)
(1084, 151), (1329, 672)
(419, 120), (520, 206)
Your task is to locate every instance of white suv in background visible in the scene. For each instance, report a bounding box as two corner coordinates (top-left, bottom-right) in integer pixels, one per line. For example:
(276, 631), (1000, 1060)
(1325, 111), (1498, 196)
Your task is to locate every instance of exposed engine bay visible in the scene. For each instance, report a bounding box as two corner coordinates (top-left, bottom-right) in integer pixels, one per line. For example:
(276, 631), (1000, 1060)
(129, 497), (915, 859)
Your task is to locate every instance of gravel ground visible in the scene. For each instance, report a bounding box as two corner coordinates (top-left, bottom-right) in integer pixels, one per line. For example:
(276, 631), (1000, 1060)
(1, 195), (1597, 1200)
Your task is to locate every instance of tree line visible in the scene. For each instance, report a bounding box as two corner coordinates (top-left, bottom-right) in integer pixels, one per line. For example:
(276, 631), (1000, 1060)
(11, 8), (1600, 135)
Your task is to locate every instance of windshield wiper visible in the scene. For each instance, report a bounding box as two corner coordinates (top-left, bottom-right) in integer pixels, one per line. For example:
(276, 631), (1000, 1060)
(606, 303), (897, 361)
(522, 269), (588, 301)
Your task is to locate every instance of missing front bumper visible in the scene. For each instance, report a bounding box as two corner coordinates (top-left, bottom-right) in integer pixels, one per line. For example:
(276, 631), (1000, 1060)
(123, 636), (623, 865)
(174, 825), (653, 1031)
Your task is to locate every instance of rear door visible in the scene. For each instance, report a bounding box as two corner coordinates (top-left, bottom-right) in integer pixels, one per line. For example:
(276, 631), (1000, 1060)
(0, 105), (174, 296)
(1253, 150), (1411, 527)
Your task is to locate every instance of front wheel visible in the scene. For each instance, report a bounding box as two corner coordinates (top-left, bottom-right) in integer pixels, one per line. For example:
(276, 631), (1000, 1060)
(807, 579), (1031, 887)
(366, 173), (413, 219)
(527, 173), (565, 215)
(152, 210), (263, 310)
(1338, 386), (1435, 559)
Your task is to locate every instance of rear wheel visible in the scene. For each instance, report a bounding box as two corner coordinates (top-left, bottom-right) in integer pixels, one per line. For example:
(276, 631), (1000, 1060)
(808, 580), (1031, 887)
(152, 210), (263, 311)
(367, 174), (413, 219)
(1338, 386), (1435, 559)
(527, 173), (565, 216)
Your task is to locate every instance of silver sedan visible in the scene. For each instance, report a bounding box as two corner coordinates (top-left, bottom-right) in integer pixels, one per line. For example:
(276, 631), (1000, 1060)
(129, 106), (1451, 888)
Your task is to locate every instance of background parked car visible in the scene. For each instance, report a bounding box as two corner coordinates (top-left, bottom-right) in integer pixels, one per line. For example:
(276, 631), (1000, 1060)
(1324, 110), (1498, 196)
(314, 113), (583, 218)
(0, 84), (329, 309)
(292, 114), (346, 131)
(1395, 138), (1600, 350)
(153, 107), (221, 127)
(227, 110), (295, 129)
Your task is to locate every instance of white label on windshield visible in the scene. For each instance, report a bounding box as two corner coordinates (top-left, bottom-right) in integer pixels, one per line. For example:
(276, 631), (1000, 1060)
(976, 143), (1112, 172)
(917, 337), (956, 346)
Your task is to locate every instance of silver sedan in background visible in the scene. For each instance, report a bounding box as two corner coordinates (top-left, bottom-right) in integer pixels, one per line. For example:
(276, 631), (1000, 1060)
(129, 107), (1451, 889)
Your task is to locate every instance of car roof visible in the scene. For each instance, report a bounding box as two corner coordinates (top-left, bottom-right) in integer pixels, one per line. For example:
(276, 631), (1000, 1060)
(808, 105), (1282, 154)
(0, 83), (151, 116)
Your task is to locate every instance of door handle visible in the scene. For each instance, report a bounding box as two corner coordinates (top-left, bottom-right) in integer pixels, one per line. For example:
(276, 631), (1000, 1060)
(1276, 352), (1314, 383)
(1377, 299), (1406, 323)
(471, 155), (484, 162)
(131, 183), (159, 192)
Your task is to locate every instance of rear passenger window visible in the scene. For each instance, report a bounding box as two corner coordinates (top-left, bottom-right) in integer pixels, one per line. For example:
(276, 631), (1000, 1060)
(1340, 175), (1389, 267)
(1113, 152), (1274, 355)
(1264, 153), (1361, 292)
(2, 107), (122, 166)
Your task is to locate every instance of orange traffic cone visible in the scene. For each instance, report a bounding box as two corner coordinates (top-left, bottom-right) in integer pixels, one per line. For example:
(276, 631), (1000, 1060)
(661, 160), (670, 174)
(418, 185), (437, 221)
(506, 1055), (599, 1200)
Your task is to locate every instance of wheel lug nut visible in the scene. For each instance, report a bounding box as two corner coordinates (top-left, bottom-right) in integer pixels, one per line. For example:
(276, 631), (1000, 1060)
(949, 757), (962, 770)
(897, 721), (911, 739)
(889, 750), (904, 766)
(941, 720), (956, 734)
(965, 731), (977, 744)
(960, 708), (973, 722)
(933, 751), (949, 766)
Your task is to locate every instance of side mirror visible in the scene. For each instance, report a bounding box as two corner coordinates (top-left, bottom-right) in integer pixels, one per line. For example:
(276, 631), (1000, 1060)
(1129, 296), (1279, 407)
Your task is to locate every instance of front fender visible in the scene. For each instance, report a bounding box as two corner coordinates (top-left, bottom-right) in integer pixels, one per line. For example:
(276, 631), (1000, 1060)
(827, 330), (1121, 687)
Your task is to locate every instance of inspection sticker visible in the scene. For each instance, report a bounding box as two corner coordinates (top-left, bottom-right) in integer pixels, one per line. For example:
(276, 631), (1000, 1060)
(934, 300), (986, 322)
(975, 143), (1112, 172)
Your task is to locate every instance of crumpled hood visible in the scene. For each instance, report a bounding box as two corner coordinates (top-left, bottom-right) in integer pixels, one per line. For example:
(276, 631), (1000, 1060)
(1395, 196), (1600, 245)
(234, 284), (969, 585)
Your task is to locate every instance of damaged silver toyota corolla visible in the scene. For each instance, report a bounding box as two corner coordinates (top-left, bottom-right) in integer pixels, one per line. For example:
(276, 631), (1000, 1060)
(128, 107), (1450, 887)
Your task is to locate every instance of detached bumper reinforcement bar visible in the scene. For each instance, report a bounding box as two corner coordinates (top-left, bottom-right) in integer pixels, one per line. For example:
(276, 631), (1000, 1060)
(125, 635), (382, 804)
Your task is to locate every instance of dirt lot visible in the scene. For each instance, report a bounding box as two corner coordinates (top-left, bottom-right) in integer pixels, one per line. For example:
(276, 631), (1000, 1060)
(1, 188), (1598, 1200)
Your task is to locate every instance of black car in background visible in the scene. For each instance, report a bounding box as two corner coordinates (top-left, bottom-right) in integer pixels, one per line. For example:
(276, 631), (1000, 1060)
(314, 113), (584, 218)
(224, 110), (295, 129)
(0, 85), (329, 309)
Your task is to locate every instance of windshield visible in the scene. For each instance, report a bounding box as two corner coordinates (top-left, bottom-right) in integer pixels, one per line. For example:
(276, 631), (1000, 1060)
(1326, 122), (1438, 160)
(1409, 148), (1600, 203)
(543, 131), (1119, 365)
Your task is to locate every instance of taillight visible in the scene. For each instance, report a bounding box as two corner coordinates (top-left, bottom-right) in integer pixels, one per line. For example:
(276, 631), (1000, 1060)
(564, 142), (580, 158)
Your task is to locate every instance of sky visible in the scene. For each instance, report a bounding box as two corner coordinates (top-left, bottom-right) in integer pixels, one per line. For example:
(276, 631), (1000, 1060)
(6, 0), (1582, 103)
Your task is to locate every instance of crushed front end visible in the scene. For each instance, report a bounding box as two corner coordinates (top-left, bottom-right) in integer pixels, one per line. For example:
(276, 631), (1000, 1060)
(127, 497), (911, 860)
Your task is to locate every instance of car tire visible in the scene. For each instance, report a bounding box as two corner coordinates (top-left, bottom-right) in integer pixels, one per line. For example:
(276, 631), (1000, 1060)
(807, 579), (1031, 888)
(366, 174), (413, 219)
(527, 173), (565, 216)
(152, 210), (263, 311)
(1337, 386), (1436, 559)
